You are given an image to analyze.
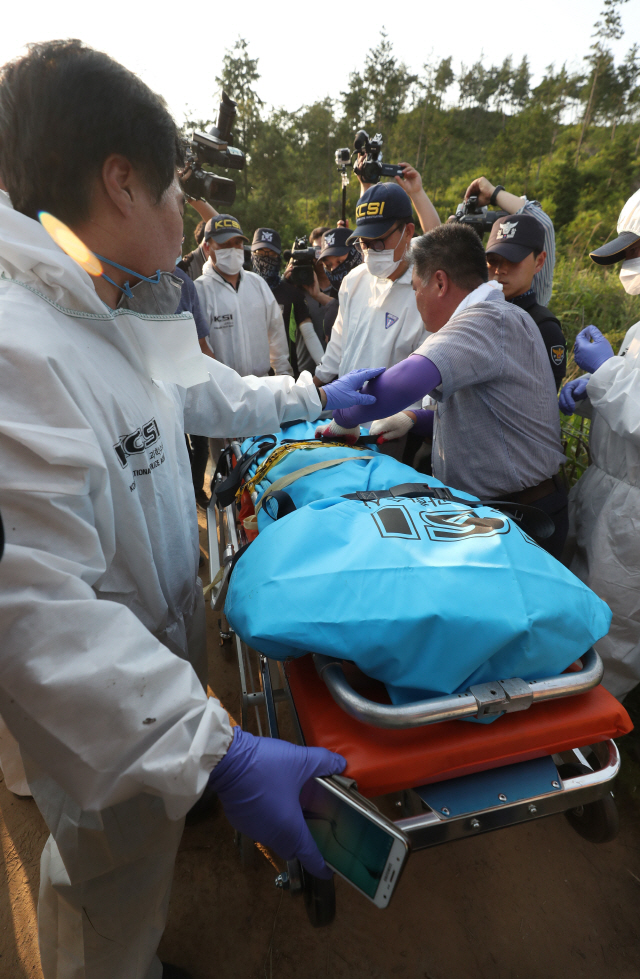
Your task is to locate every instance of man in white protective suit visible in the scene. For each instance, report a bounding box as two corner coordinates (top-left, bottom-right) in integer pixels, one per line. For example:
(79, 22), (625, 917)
(0, 40), (382, 979)
(559, 187), (640, 700)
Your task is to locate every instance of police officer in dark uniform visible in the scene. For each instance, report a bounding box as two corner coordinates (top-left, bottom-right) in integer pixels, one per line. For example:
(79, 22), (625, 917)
(485, 213), (566, 390)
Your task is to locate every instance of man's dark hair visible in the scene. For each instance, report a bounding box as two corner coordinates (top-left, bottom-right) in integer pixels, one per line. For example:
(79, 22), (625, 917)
(0, 40), (183, 224)
(310, 226), (330, 243)
(413, 224), (489, 291)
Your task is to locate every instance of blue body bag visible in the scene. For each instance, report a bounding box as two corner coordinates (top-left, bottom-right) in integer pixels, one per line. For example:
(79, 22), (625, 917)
(226, 426), (611, 709)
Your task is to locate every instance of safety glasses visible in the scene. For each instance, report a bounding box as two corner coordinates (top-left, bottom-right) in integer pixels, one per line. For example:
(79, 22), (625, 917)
(354, 225), (405, 254)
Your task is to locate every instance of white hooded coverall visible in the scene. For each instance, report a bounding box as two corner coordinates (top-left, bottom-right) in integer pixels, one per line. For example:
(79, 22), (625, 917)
(0, 195), (322, 979)
(568, 320), (640, 699)
(195, 259), (293, 376)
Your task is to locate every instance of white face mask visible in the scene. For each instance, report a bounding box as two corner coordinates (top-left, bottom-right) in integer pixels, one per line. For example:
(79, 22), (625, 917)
(214, 247), (245, 275)
(364, 248), (402, 279)
(619, 257), (640, 295)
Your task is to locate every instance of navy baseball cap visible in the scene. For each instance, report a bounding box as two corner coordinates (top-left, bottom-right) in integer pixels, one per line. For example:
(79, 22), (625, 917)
(347, 184), (413, 243)
(251, 228), (282, 254)
(204, 214), (248, 244)
(485, 213), (546, 263)
(319, 227), (352, 259)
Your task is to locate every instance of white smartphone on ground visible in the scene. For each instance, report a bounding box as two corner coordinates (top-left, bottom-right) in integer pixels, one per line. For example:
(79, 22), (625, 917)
(301, 775), (410, 908)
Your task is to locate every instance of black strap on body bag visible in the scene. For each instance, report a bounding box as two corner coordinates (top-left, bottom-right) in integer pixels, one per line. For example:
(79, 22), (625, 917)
(211, 435), (278, 510)
(342, 483), (555, 539)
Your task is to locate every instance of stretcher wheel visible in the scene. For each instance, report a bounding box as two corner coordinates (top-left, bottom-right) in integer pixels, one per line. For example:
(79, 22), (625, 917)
(558, 763), (620, 844)
(302, 869), (336, 927)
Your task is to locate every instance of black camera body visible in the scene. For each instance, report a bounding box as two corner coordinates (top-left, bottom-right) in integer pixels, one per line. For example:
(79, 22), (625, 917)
(283, 236), (316, 288)
(453, 196), (507, 237)
(180, 93), (246, 206)
(352, 131), (404, 185)
(335, 147), (351, 167)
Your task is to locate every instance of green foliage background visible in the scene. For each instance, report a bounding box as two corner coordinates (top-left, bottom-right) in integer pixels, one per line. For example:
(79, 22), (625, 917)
(183, 19), (640, 355)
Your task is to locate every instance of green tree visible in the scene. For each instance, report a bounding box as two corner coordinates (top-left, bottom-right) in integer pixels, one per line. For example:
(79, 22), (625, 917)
(575, 0), (629, 162)
(341, 31), (417, 133)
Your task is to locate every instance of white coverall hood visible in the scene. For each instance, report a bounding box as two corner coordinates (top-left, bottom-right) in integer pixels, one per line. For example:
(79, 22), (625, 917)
(568, 319), (640, 698)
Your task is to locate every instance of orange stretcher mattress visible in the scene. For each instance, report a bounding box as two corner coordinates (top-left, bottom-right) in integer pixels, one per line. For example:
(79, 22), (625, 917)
(285, 656), (633, 798)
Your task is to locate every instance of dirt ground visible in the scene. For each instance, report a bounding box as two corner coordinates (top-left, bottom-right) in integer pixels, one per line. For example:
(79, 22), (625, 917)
(2, 513), (640, 979)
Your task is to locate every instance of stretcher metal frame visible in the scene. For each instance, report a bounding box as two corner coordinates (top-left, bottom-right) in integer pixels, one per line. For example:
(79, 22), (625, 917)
(205, 439), (622, 910)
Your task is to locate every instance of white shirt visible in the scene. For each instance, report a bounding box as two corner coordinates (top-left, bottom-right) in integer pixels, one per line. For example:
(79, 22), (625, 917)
(314, 263), (426, 383)
(195, 260), (292, 376)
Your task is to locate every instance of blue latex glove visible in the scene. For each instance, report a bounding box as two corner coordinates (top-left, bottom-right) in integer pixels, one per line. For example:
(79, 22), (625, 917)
(559, 375), (590, 415)
(574, 325), (614, 374)
(322, 367), (385, 411)
(208, 727), (346, 878)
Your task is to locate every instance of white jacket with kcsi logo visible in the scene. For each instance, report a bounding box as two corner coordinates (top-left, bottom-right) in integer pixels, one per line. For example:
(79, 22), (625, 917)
(195, 260), (293, 377)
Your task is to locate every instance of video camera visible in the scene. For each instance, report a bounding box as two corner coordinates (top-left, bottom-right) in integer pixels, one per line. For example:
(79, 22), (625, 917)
(453, 196), (507, 238)
(352, 131), (404, 185)
(180, 93), (246, 206)
(283, 236), (316, 288)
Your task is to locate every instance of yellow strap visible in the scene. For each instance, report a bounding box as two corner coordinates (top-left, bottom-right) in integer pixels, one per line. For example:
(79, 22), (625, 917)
(239, 439), (374, 503)
(203, 565), (225, 598)
(256, 456), (375, 514)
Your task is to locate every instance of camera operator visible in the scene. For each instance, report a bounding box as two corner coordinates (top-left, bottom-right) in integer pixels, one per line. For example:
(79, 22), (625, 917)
(485, 214), (567, 390)
(324, 224), (569, 557)
(177, 195), (218, 281)
(463, 177), (555, 305)
(285, 228), (356, 374)
(309, 226), (332, 292)
(0, 40), (386, 979)
(251, 227), (314, 375)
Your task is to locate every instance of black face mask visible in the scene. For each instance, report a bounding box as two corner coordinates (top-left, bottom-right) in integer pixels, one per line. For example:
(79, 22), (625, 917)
(325, 247), (362, 291)
(252, 252), (281, 287)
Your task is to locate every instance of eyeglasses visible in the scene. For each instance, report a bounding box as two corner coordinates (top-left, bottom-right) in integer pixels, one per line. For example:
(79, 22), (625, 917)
(354, 225), (405, 254)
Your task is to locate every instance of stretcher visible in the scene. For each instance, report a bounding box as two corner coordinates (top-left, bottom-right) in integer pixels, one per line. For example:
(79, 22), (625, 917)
(206, 440), (632, 926)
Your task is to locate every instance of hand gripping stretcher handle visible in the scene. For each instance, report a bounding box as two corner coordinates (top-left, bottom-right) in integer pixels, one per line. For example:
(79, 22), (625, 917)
(312, 648), (604, 729)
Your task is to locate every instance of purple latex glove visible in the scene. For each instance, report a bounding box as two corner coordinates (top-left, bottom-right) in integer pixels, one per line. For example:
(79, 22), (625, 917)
(559, 375), (590, 415)
(411, 408), (435, 437)
(334, 354), (442, 430)
(322, 367), (385, 411)
(208, 727), (346, 878)
(574, 326), (614, 374)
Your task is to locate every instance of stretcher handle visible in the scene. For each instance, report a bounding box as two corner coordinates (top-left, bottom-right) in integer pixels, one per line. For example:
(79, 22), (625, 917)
(312, 648), (603, 729)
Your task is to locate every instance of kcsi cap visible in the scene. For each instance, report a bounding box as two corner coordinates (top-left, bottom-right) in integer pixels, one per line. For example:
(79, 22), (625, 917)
(485, 213), (546, 264)
(590, 188), (640, 265)
(204, 214), (248, 244)
(347, 183), (413, 243)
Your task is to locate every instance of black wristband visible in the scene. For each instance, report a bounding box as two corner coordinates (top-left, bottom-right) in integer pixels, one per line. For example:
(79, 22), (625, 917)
(489, 185), (504, 206)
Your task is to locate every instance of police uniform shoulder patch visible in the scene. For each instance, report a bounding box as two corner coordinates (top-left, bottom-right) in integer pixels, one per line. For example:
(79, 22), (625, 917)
(551, 345), (565, 366)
